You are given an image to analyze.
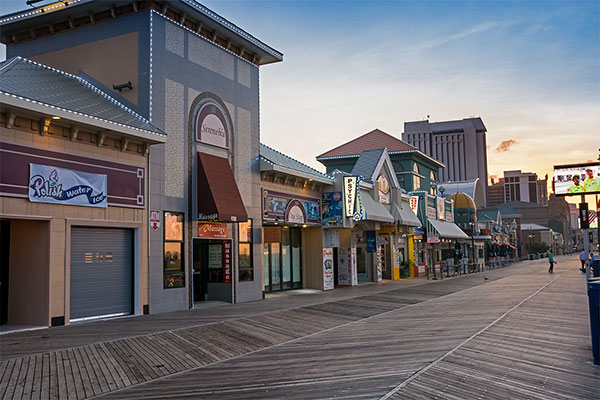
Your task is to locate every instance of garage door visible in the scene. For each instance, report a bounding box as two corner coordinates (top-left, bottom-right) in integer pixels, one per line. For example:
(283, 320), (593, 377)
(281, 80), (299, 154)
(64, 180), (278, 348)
(70, 227), (133, 320)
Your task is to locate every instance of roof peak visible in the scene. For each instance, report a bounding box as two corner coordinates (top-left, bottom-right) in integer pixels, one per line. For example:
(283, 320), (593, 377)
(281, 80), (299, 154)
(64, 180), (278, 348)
(316, 128), (416, 160)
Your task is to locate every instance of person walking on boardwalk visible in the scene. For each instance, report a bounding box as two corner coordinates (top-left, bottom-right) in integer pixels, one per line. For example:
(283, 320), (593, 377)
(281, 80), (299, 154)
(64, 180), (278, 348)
(548, 250), (555, 273)
(580, 250), (587, 273)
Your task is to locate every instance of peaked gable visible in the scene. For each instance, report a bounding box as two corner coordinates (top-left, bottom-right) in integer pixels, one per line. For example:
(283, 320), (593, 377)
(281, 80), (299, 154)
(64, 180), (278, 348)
(316, 129), (416, 159)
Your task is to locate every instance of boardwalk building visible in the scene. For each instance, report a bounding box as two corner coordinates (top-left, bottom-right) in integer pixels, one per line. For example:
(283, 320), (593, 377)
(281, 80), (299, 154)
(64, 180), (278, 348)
(0, 0), (283, 318)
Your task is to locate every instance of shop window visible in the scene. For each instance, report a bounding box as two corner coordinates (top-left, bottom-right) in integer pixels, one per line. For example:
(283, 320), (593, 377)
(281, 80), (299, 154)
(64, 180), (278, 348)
(239, 219), (253, 281)
(164, 212), (185, 288)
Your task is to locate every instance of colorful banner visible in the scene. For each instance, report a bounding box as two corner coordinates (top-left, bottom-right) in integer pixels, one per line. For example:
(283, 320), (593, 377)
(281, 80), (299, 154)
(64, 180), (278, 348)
(322, 192), (343, 226)
(323, 248), (334, 290)
(366, 230), (376, 253)
(29, 164), (107, 208)
(409, 196), (419, 215)
(263, 189), (321, 224)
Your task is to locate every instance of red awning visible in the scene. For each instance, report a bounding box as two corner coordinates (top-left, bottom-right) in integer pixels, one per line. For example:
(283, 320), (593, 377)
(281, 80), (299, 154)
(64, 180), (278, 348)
(197, 152), (248, 223)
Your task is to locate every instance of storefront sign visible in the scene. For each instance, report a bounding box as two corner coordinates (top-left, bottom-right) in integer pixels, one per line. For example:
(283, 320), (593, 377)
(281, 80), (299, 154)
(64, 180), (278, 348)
(322, 192), (343, 226)
(196, 102), (229, 149)
(324, 229), (340, 248)
(366, 230), (376, 253)
(323, 248), (334, 290)
(344, 176), (357, 217)
(263, 190), (321, 225)
(437, 197), (445, 220)
(378, 224), (397, 236)
(445, 209), (453, 222)
(427, 236), (440, 243)
(409, 196), (419, 215)
(150, 210), (161, 231)
(377, 174), (391, 204)
(427, 206), (436, 219)
(222, 240), (232, 283)
(197, 222), (228, 239)
(29, 164), (107, 208)
(263, 226), (281, 243)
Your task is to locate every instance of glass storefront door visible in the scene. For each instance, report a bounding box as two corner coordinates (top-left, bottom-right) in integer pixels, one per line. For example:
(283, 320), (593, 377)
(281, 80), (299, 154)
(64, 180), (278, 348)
(264, 227), (302, 292)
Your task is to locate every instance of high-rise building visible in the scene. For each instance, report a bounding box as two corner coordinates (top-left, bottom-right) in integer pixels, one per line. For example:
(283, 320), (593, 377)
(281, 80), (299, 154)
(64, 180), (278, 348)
(487, 170), (548, 207)
(403, 117), (488, 203)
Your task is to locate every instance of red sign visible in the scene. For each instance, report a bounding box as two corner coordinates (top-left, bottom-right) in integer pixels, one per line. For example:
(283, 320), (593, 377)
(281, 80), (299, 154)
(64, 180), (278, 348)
(150, 210), (161, 231)
(222, 240), (232, 283)
(197, 222), (228, 238)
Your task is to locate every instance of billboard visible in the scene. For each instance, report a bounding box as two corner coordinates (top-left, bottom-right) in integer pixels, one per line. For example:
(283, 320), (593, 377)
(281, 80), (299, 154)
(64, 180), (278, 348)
(553, 162), (600, 196)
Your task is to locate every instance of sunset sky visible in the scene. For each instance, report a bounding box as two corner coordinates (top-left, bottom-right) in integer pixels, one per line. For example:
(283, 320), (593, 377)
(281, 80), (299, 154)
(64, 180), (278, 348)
(1, 0), (598, 205)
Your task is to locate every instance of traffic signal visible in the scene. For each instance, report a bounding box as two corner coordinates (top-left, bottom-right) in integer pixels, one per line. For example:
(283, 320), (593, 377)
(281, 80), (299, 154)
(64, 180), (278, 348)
(579, 203), (589, 229)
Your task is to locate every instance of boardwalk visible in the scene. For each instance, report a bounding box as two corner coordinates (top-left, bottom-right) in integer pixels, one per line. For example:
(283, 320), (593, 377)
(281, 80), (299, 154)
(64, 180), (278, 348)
(0, 256), (598, 399)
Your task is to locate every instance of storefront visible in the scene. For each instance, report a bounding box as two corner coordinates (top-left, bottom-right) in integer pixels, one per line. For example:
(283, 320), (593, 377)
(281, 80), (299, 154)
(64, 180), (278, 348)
(260, 143), (333, 293)
(0, 57), (165, 327)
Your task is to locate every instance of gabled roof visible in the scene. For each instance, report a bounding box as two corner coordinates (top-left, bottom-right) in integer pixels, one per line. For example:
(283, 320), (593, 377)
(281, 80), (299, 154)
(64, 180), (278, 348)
(0, 57), (165, 141)
(478, 209), (500, 222)
(259, 143), (333, 184)
(351, 148), (386, 180)
(497, 205), (521, 218)
(316, 129), (416, 159)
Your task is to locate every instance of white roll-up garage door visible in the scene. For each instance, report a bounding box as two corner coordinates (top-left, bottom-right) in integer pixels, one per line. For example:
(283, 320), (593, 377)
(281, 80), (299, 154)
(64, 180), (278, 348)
(70, 227), (133, 321)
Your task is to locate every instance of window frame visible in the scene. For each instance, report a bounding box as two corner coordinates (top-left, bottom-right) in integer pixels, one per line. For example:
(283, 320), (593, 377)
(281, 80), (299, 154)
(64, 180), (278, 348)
(163, 211), (185, 289)
(238, 218), (254, 282)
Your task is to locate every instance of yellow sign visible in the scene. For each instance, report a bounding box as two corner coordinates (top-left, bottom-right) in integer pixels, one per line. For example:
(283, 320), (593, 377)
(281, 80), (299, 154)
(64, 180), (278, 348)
(344, 176), (357, 217)
(378, 224), (397, 236)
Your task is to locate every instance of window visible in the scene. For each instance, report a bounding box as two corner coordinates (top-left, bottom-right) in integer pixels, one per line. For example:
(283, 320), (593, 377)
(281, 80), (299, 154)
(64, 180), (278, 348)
(164, 212), (185, 288)
(239, 219), (253, 281)
(413, 163), (421, 191)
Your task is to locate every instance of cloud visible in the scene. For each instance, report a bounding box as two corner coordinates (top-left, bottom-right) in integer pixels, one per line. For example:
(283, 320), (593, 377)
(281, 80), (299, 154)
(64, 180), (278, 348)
(495, 140), (518, 153)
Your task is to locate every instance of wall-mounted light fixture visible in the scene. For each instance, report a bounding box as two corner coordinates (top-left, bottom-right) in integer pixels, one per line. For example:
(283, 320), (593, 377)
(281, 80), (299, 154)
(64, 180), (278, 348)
(113, 81), (132, 92)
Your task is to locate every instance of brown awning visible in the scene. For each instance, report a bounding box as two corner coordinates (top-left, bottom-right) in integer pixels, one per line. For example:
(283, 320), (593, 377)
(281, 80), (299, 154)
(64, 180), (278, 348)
(197, 152), (248, 223)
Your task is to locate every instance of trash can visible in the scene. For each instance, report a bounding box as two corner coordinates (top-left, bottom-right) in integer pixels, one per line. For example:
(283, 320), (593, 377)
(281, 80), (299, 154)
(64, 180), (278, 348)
(592, 259), (600, 278)
(588, 281), (600, 365)
(529, 254), (534, 260)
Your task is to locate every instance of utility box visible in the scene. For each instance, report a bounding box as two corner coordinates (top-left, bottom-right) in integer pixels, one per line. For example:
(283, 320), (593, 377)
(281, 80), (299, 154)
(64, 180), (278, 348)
(587, 281), (600, 365)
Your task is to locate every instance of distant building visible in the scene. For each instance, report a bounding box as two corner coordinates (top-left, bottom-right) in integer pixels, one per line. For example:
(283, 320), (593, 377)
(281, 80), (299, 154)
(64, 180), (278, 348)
(487, 171), (548, 207)
(403, 117), (488, 204)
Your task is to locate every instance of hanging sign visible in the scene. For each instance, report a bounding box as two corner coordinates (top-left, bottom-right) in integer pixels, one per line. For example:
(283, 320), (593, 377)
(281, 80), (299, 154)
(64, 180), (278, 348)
(409, 196), (419, 215)
(29, 164), (107, 208)
(150, 210), (161, 231)
(344, 176), (357, 217)
(323, 248), (334, 290)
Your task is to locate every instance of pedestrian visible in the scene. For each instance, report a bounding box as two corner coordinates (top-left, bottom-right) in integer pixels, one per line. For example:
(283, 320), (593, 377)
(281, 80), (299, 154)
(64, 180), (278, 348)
(548, 250), (555, 273)
(580, 250), (587, 273)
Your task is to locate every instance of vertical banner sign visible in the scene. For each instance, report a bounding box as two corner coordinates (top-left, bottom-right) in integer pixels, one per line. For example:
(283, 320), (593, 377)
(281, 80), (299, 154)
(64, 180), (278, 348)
(409, 196), (419, 215)
(437, 197), (445, 220)
(366, 231), (376, 253)
(343, 176), (357, 217)
(323, 248), (334, 290)
(222, 240), (232, 283)
(349, 247), (358, 286)
(150, 210), (161, 231)
(29, 164), (107, 207)
(337, 249), (349, 285)
(376, 247), (383, 282)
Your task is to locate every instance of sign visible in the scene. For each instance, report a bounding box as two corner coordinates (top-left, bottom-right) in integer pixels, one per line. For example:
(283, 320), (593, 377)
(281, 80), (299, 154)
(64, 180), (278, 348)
(377, 174), (391, 204)
(337, 249), (349, 285)
(323, 248), (334, 290)
(150, 210), (161, 231)
(376, 247), (383, 282)
(196, 102), (229, 149)
(349, 247), (357, 286)
(197, 222), (228, 239)
(29, 164), (107, 207)
(427, 236), (440, 243)
(445, 209), (453, 222)
(264, 226), (281, 243)
(436, 197), (445, 220)
(366, 230), (376, 253)
(222, 240), (232, 283)
(344, 176), (357, 217)
(378, 224), (397, 236)
(409, 196), (419, 215)
(324, 229), (340, 248)
(554, 162), (600, 196)
(427, 206), (436, 219)
(263, 190), (320, 224)
(322, 192), (343, 226)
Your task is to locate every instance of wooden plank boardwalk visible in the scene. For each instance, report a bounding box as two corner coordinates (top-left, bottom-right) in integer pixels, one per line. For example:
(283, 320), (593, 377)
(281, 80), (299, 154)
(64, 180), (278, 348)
(0, 256), (598, 399)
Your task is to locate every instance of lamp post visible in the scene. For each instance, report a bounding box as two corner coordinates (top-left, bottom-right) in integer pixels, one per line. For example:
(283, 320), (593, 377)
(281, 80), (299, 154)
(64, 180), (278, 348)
(528, 228), (535, 260)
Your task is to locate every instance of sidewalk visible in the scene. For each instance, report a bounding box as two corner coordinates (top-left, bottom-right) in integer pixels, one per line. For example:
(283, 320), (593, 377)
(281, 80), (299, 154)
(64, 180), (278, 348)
(1, 256), (598, 399)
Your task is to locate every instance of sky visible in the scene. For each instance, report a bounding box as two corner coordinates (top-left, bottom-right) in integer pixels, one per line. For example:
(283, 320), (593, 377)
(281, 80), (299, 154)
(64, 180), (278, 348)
(1, 0), (599, 205)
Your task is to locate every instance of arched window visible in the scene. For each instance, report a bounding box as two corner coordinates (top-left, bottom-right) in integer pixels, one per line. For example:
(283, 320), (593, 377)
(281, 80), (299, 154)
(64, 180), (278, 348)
(413, 163), (421, 191)
(430, 170), (436, 194)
